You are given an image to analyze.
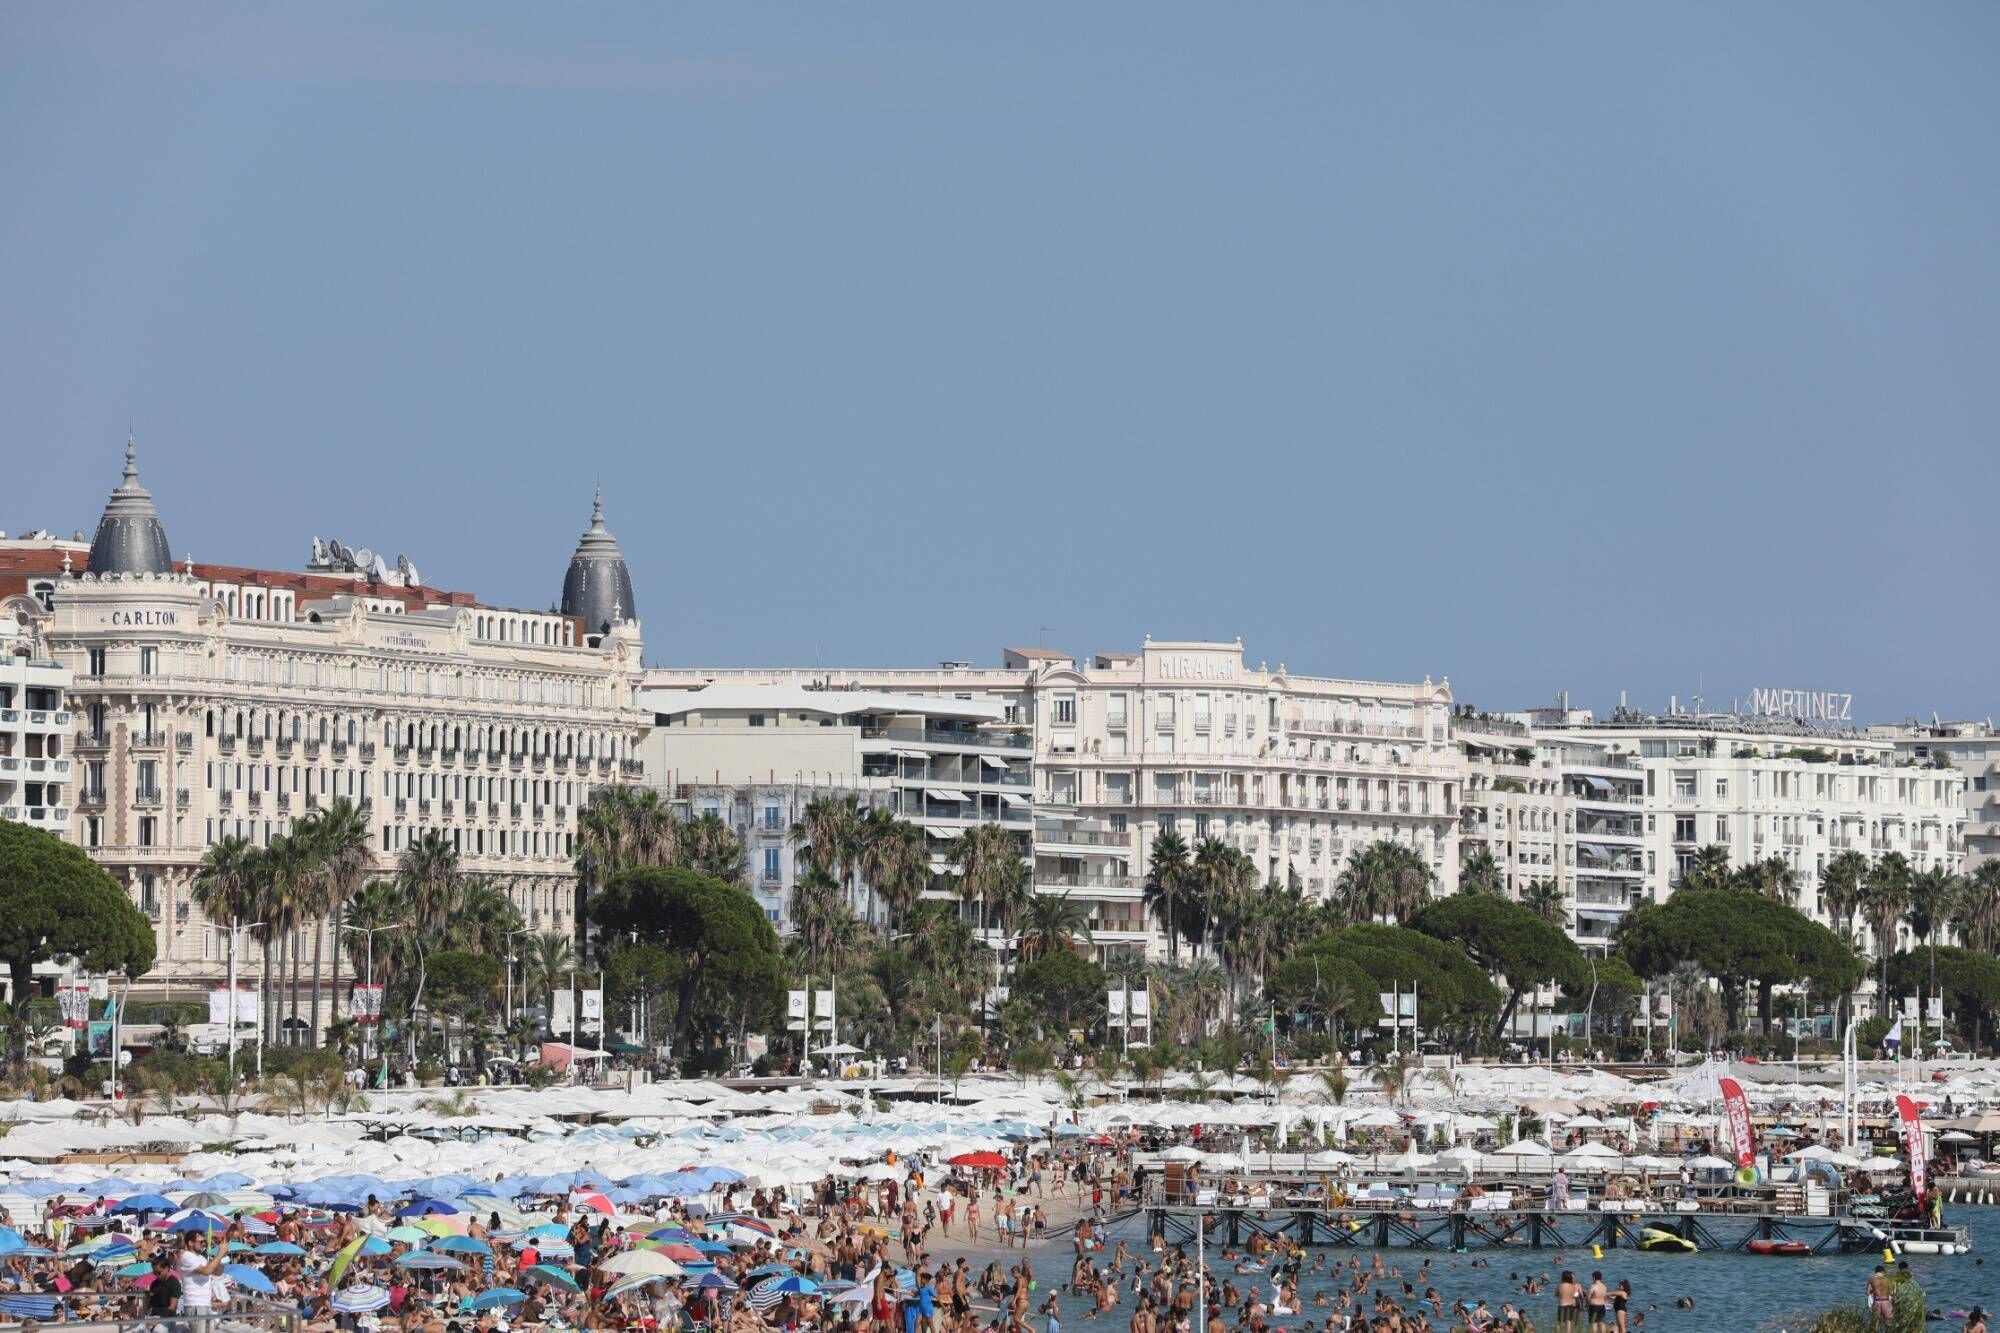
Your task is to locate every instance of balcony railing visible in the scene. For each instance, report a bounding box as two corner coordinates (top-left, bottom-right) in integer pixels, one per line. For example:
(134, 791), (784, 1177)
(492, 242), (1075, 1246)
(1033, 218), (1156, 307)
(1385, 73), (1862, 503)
(133, 732), (165, 748)
(135, 787), (162, 806)
(217, 734), (236, 753)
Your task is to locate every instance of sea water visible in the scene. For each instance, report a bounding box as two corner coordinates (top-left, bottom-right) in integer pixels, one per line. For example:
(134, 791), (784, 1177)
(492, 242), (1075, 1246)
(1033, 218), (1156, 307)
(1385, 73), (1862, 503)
(1064, 1206), (2000, 1332)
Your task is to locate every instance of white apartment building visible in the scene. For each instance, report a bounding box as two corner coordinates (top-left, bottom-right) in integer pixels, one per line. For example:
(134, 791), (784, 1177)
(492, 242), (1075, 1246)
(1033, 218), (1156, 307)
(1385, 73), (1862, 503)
(0, 595), (74, 839)
(646, 638), (1462, 957)
(1531, 707), (1967, 960)
(5, 442), (651, 999)
(637, 684), (1030, 929)
(1872, 720), (2000, 870)
(1456, 717), (1646, 955)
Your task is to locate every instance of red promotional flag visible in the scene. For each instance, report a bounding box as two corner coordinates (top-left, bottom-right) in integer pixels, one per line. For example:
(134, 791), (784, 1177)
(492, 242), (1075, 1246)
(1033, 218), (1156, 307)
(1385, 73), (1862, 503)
(1719, 1076), (1755, 1169)
(1895, 1094), (1927, 1197)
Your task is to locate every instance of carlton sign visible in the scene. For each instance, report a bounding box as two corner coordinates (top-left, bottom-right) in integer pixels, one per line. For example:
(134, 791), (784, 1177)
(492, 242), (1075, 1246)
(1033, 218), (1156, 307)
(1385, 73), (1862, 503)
(1749, 687), (1853, 722)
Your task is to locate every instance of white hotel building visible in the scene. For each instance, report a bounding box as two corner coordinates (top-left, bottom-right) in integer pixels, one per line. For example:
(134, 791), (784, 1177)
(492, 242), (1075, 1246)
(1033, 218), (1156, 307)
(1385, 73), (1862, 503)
(1456, 718), (1647, 955)
(645, 639), (1463, 958)
(635, 684), (1031, 930)
(2, 441), (651, 1000)
(1526, 705), (1967, 961)
(0, 593), (74, 841)
(1872, 720), (2000, 871)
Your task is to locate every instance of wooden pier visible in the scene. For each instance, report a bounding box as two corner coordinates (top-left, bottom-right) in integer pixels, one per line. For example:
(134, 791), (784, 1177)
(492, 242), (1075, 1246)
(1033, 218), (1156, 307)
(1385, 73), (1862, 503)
(1140, 1202), (1971, 1257)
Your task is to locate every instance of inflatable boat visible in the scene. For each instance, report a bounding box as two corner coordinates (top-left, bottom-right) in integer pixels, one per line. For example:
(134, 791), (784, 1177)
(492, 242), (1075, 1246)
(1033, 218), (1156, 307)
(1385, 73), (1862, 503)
(1746, 1239), (1811, 1256)
(1637, 1228), (1696, 1253)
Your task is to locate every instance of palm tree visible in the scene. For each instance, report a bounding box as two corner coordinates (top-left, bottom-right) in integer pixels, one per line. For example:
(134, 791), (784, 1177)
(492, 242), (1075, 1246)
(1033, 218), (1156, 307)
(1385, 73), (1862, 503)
(258, 832), (313, 1046)
(1178, 959), (1227, 1041)
(1859, 852), (1913, 1001)
(1819, 850), (1870, 940)
(398, 831), (461, 937)
(1682, 844), (1733, 892)
(341, 880), (413, 993)
(1334, 839), (1435, 925)
(789, 864), (848, 976)
(680, 811), (745, 883)
(190, 833), (260, 941)
(1143, 829), (1193, 964)
(309, 798), (373, 1041)
(1520, 878), (1566, 928)
(452, 880), (526, 956)
(1952, 860), (2000, 955)
(792, 793), (863, 914)
(1018, 892), (1093, 961)
(1459, 847), (1504, 897)
(1314, 1065), (1351, 1108)
(522, 932), (575, 1031)
(947, 821), (1022, 937)
(1906, 865), (1962, 1005)
(1735, 856), (1798, 903)
(868, 818), (931, 928)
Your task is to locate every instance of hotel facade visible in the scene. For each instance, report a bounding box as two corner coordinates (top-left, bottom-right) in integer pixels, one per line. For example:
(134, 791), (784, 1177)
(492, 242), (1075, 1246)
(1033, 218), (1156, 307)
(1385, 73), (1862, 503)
(0, 441), (651, 999)
(1528, 705), (1968, 964)
(645, 639), (1463, 958)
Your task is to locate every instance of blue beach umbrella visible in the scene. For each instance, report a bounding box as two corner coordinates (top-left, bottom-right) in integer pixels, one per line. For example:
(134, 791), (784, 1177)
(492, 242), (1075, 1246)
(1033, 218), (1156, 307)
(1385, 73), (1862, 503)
(398, 1252), (466, 1271)
(254, 1241), (307, 1257)
(224, 1264), (277, 1295)
(525, 1265), (579, 1292)
(109, 1193), (178, 1214)
(429, 1235), (492, 1255)
(464, 1289), (527, 1311)
(395, 1199), (459, 1217)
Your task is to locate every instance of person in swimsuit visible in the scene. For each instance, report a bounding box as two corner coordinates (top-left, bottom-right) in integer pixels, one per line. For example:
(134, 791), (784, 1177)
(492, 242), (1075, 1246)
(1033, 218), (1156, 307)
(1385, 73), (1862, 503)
(1866, 1267), (1894, 1331)
(1585, 1273), (1607, 1327)
(1611, 1279), (1631, 1333)
(1553, 1272), (1580, 1332)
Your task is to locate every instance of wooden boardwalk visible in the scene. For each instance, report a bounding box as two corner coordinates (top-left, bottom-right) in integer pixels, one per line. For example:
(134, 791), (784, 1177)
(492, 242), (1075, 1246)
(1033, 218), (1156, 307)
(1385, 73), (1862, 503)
(1141, 1201), (1970, 1256)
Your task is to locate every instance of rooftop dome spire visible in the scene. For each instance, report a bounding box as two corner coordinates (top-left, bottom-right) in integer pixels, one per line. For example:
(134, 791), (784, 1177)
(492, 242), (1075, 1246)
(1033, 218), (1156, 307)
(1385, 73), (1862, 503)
(560, 488), (636, 639)
(87, 432), (173, 575)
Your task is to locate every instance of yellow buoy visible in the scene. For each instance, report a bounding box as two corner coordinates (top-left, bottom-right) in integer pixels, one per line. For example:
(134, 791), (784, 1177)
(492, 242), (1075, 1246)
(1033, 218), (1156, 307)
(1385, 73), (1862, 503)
(1591, 1245), (1603, 1260)
(1882, 1248), (1895, 1264)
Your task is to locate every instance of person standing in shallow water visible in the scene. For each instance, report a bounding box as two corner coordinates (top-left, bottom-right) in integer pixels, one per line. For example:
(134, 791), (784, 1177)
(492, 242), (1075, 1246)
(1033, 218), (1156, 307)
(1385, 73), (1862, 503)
(1554, 1270), (1580, 1331)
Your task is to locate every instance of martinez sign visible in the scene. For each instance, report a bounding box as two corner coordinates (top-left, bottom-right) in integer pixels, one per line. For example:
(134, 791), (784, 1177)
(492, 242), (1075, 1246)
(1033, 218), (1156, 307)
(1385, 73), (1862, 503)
(1749, 688), (1853, 722)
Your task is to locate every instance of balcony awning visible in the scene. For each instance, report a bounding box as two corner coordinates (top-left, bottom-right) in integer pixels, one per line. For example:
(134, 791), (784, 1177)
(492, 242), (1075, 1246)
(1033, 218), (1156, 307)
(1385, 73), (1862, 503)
(893, 748), (928, 760)
(926, 788), (968, 802)
(1001, 793), (1030, 808)
(980, 755), (1010, 770)
(1578, 776), (1612, 793)
(1576, 841), (1613, 858)
(1576, 905), (1627, 920)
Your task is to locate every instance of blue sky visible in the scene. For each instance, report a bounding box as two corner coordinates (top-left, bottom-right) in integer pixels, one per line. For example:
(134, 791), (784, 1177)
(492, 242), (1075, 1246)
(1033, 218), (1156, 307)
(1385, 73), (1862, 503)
(3, 5), (1995, 722)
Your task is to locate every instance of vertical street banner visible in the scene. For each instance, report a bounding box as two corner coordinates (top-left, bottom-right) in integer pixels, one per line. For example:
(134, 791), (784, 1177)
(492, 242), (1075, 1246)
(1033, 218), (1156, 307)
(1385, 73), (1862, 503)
(1719, 1076), (1754, 1169)
(58, 986), (90, 1030)
(786, 990), (808, 1031)
(1895, 1094), (1927, 1197)
(551, 990), (574, 1037)
(1107, 990), (1127, 1025)
(349, 984), (383, 1024)
(814, 988), (835, 1032)
(580, 988), (603, 1035)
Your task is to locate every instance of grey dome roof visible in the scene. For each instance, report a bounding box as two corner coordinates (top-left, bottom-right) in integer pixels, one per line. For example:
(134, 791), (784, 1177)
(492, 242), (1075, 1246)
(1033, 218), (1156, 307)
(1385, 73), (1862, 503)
(87, 435), (174, 576)
(559, 489), (636, 636)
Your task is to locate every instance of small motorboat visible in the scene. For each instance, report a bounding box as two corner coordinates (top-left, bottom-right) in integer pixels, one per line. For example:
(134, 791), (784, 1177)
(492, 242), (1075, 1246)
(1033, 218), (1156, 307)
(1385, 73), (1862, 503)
(1637, 1227), (1696, 1253)
(1747, 1239), (1811, 1256)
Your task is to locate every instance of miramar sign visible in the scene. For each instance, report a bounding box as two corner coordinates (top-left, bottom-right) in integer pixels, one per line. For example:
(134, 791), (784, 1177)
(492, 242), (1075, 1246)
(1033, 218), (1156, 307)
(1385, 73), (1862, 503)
(1749, 687), (1854, 722)
(1151, 652), (1239, 681)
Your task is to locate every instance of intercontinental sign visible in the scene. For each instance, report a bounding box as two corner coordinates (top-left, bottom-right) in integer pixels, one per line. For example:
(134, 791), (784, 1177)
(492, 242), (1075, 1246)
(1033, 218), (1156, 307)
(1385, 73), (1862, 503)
(1748, 687), (1854, 722)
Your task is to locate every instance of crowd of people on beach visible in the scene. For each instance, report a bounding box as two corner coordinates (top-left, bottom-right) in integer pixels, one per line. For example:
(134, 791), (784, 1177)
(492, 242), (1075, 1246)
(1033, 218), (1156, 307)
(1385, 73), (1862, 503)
(0, 1126), (1975, 1333)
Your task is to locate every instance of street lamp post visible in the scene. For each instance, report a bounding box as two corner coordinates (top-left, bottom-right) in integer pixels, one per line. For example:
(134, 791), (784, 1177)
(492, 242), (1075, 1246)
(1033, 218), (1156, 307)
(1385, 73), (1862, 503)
(339, 923), (403, 1063)
(504, 929), (531, 1026)
(205, 918), (265, 1096)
